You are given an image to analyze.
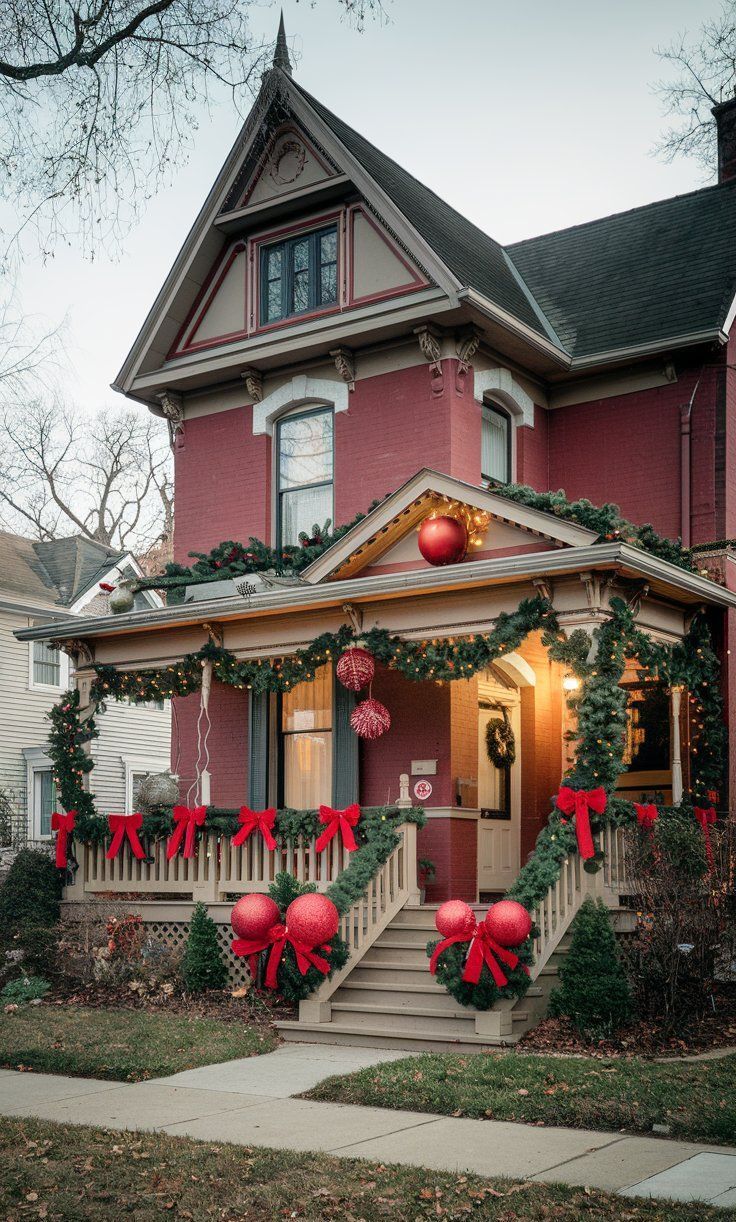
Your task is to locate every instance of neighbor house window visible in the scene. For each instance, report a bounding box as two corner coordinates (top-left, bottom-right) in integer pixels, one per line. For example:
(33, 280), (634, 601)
(277, 407), (333, 546)
(260, 224), (338, 325)
(481, 404), (511, 484)
(32, 640), (61, 687)
(280, 665), (332, 808)
(33, 768), (56, 838)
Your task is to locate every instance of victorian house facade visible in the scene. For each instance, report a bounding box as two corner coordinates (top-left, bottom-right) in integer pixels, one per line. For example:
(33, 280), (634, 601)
(16, 26), (736, 1045)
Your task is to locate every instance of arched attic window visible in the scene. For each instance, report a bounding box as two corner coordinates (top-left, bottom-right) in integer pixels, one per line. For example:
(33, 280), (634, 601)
(481, 400), (511, 485)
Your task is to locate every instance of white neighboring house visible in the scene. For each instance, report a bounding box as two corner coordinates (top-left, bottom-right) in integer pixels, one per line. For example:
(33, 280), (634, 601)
(0, 531), (171, 845)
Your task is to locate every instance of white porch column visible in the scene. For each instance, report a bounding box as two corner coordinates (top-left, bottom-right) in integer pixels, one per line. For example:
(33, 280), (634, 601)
(671, 685), (684, 805)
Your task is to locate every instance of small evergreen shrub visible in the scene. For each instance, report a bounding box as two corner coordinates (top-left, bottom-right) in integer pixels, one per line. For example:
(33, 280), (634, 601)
(0, 849), (62, 935)
(1, 975), (51, 1005)
(549, 897), (632, 1037)
(181, 902), (228, 993)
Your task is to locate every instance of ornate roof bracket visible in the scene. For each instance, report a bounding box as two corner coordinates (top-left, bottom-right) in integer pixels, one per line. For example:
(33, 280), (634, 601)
(532, 576), (553, 603)
(414, 324), (444, 396)
(330, 346), (356, 390)
(157, 390), (184, 447)
(57, 638), (95, 668)
(455, 327), (481, 394)
(241, 367), (264, 403)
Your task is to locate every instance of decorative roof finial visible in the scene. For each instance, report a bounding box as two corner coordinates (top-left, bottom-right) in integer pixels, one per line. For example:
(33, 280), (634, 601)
(273, 11), (293, 76)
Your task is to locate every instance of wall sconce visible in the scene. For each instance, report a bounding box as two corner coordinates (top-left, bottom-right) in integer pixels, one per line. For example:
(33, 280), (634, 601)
(562, 674), (580, 692)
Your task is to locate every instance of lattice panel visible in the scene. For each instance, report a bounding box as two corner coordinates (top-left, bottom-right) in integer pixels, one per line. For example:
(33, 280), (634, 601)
(143, 919), (251, 987)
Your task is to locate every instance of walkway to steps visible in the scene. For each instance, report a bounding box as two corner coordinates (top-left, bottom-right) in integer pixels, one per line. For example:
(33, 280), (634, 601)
(3, 1052), (736, 1206)
(277, 903), (569, 1051)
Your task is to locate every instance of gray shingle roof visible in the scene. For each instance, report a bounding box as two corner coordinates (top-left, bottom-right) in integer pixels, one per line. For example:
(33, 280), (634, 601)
(0, 531), (125, 607)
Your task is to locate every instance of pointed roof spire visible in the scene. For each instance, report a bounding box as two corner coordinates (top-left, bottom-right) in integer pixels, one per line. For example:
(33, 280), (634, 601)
(273, 11), (293, 76)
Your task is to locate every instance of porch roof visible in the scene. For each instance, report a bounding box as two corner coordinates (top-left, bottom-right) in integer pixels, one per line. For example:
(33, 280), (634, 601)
(15, 540), (736, 647)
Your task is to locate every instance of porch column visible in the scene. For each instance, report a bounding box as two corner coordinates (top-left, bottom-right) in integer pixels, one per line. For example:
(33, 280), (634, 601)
(671, 685), (684, 805)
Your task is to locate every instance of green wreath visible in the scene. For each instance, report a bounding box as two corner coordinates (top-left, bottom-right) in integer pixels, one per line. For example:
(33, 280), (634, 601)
(485, 708), (516, 768)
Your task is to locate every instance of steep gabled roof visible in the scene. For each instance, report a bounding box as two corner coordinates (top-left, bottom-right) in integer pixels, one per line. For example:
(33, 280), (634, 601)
(0, 532), (125, 607)
(507, 179), (736, 360)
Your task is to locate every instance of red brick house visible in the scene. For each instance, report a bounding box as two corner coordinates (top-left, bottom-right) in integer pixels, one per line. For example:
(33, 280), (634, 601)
(18, 27), (736, 1046)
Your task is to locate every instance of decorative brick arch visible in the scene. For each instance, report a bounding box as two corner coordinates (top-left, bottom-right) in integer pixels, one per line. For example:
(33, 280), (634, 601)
(251, 374), (349, 436)
(473, 368), (534, 429)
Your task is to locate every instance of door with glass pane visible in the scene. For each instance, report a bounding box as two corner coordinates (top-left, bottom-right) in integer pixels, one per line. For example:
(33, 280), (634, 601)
(277, 408), (333, 547)
(279, 665), (333, 808)
(477, 699), (520, 893)
(33, 769), (56, 839)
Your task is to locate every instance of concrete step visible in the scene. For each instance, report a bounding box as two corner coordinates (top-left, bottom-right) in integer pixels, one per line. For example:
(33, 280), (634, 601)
(362, 943), (428, 965)
(276, 1020), (522, 1052)
(332, 1000), (532, 1028)
(375, 925), (435, 947)
(333, 981), (477, 1015)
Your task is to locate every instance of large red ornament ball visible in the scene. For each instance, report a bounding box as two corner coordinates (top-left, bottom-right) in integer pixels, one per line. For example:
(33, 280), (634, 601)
(350, 697), (391, 740)
(436, 899), (476, 939)
(418, 515), (468, 567)
(286, 893), (340, 947)
(336, 646), (375, 692)
(485, 900), (532, 948)
(231, 893), (280, 940)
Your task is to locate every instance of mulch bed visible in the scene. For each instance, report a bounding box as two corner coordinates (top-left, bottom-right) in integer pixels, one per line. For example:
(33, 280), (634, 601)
(519, 983), (736, 1058)
(47, 982), (294, 1024)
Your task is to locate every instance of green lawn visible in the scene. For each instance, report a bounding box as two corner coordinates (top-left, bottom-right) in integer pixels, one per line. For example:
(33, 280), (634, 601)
(304, 1051), (736, 1146)
(0, 1117), (721, 1221)
(0, 1005), (277, 1081)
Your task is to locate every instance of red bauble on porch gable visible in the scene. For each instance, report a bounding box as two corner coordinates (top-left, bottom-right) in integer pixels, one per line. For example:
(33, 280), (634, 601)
(417, 515), (468, 566)
(286, 893), (340, 947)
(231, 893), (280, 941)
(485, 899), (532, 947)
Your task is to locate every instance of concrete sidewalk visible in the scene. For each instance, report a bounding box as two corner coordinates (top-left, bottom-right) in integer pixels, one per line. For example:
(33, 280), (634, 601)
(2, 1044), (736, 1208)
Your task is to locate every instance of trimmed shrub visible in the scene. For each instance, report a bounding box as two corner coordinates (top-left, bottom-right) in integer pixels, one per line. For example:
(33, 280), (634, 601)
(549, 897), (632, 1036)
(0, 849), (62, 934)
(181, 902), (228, 993)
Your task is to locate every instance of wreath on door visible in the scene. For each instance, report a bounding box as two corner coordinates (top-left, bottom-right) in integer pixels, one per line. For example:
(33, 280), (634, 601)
(485, 707), (516, 768)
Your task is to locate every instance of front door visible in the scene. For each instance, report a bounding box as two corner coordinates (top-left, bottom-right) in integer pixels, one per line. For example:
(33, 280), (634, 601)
(477, 695), (520, 895)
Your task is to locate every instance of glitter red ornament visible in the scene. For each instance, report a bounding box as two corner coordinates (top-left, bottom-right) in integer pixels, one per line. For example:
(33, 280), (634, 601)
(418, 515), (468, 566)
(484, 899), (532, 948)
(336, 645), (375, 692)
(350, 697), (391, 739)
(286, 893), (340, 947)
(436, 899), (476, 939)
(231, 893), (280, 941)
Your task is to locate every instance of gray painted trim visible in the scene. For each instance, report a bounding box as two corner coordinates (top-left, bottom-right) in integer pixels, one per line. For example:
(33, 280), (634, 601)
(332, 675), (358, 806)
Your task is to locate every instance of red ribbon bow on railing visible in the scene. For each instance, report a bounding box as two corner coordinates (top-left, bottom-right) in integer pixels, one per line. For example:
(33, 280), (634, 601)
(232, 807), (277, 852)
(315, 804), (360, 854)
(106, 812), (146, 861)
(429, 920), (524, 987)
(694, 805), (717, 872)
(556, 786), (606, 859)
(634, 803), (659, 831)
(51, 810), (76, 869)
(232, 923), (331, 990)
(166, 805), (207, 860)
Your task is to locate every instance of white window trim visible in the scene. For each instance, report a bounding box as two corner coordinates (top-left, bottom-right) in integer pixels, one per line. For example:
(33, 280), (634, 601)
(28, 640), (70, 693)
(272, 401), (335, 549)
(22, 747), (55, 840)
(252, 374), (348, 437)
(473, 367), (535, 429)
(122, 755), (164, 814)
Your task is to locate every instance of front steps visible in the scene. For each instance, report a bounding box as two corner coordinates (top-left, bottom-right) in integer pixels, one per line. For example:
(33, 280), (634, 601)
(277, 904), (569, 1052)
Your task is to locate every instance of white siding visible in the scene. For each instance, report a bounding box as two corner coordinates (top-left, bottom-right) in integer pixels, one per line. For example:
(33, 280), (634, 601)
(0, 610), (63, 827)
(89, 698), (172, 815)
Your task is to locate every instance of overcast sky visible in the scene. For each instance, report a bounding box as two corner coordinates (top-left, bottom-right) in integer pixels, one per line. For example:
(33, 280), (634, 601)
(13, 0), (726, 413)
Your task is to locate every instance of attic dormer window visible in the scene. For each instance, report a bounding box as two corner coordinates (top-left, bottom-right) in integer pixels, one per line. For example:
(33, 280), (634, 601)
(260, 224), (338, 325)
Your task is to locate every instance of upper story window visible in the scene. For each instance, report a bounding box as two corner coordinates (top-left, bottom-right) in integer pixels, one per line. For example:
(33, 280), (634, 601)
(481, 403), (511, 484)
(31, 640), (62, 688)
(277, 407), (334, 546)
(261, 224), (338, 326)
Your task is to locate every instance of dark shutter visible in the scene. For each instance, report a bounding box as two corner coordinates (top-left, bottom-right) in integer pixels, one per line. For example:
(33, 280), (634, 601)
(248, 690), (270, 808)
(332, 675), (358, 806)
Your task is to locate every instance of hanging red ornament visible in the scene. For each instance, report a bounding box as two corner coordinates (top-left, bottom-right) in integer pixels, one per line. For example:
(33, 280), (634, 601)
(350, 697), (391, 739)
(484, 899), (532, 948)
(336, 645), (375, 692)
(286, 893), (340, 947)
(231, 893), (280, 941)
(436, 899), (476, 940)
(418, 515), (468, 567)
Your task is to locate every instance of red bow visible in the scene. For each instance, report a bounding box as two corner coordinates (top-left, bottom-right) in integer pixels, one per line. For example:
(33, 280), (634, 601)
(232, 807), (277, 852)
(232, 923), (331, 991)
(106, 812), (146, 860)
(634, 803), (658, 831)
(429, 920), (524, 987)
(694, 806), (716, 872)
(315, 804), (360, 854)
(166, 805), (207, 859)
(51, 810), (76, 869)
(556, 786), (606, 859)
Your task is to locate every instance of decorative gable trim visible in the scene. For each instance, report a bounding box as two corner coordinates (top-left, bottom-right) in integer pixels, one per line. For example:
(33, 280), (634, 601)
(252, 374), (349, 436)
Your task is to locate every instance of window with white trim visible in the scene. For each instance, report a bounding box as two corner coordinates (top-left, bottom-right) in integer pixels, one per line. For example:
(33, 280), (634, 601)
(481, 403), (511, 484)
(279, 664), (333, 808)
(31, 640), (63, 688)
(32, 768), (56, 838)
(277, 407), (334, 546)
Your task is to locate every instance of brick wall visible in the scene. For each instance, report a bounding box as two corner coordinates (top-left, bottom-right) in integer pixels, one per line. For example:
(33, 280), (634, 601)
(360, 665), (453, 807)
(173, 682), (248, 808)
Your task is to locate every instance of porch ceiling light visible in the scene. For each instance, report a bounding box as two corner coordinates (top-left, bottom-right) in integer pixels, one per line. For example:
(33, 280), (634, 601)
(562, 674), (580, 692)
